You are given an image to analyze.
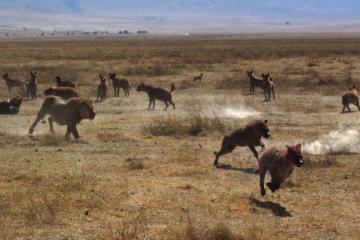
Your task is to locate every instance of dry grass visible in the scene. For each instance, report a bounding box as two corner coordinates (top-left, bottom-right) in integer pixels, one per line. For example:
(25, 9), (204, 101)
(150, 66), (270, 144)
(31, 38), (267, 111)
(144, 112), (225, 136)
(303, 154), (338, 169)
(0, 35), (359, 239)
(181, 221), (243, 240)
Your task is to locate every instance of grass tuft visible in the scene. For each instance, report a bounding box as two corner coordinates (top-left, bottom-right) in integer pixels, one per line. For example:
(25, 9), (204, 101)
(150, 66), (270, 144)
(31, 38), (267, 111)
(144, 112), (225, 136)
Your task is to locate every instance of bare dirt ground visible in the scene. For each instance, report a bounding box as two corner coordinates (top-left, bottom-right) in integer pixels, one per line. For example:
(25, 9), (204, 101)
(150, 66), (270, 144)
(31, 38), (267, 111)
(0, 36), (359, 239)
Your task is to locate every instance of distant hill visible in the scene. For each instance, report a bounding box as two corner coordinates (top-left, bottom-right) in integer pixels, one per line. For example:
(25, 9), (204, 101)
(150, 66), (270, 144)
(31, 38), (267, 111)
(0, 0), (359, 33)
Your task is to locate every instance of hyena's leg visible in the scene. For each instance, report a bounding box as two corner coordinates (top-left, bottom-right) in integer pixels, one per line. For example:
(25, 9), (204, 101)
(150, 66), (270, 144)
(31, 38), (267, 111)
(264, 89), (267, 101)
(29, 87), (33, 99)
(267, 177), (282, 193)
(346, 105), (351, 112)
(272, 86), (275, 100)
(152, 99), (156, 110)
(164, 101), (169, 111)
(147, 98), (152, 110)
(259, 164), (267, 196)
(342, 105), (346, 113)
(248, 144), (259, 160)
(65, 126), (71, 140)
(169, 99), (175, 110)
(65, 124), (80, 140)
(213, 136), (235, 166)
(113, 86), (117, 97)
(356, 100), (360, 111)
(101, 88), (105, 101)
(249, 82), (253, 94)
(70, 125), (80, 140)
(254, 139), (265, 152)
(48, 117), (55, 133)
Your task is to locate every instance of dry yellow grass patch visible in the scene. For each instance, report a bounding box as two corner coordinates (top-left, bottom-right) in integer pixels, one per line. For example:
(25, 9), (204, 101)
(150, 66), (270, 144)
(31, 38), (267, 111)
(0, 35), (359, 239)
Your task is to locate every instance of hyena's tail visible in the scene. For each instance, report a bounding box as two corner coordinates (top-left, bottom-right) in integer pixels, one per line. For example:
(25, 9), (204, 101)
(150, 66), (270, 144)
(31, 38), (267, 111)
(170, 83), (175, 93)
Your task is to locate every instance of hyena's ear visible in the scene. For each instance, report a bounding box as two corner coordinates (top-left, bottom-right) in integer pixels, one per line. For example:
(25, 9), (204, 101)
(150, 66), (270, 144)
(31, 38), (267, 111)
(296, 144), (302, 150)
(264, 119), (268, 124)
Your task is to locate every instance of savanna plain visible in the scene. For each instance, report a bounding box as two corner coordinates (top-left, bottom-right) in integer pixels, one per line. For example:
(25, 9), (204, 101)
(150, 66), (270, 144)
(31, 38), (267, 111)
(0, 35), (359, 239)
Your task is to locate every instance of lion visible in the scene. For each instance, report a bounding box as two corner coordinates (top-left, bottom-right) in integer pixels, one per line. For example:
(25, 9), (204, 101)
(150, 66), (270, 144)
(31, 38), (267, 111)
(44, 87), (79, 100)
(258, 144), (304, 196)
(136, 83), (175, 111)
(193, 73), (204, 82)
(29, 96), (96, 140)
(342, 86), (360, 113)
(26, 71), (38, 100)
(261, 73), (275, 101)
(56, 76), (76, 88)
(213, 120), (270, 166)
(96, 74), (107, 102)
(2, 73), (26, 94)
(108, 73), (131, 96)
(247, 70), (264, 95)
(0, 96), (23, 114)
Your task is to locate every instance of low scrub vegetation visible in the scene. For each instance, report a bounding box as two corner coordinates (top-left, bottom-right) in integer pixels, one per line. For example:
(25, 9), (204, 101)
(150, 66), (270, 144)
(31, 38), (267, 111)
(144, 113), (225, 136)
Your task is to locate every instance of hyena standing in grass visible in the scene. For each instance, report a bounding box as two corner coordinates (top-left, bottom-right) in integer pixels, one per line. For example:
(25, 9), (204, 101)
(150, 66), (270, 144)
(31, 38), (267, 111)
(193, 73), (204, 82)
(341, 86), (360, 113)
(96, 74), (107, 102)
(108, 73), (131, 97)
(247, 70), (264, 95)
(136, 83), (175, 111)
(26, 71), (38, 100)
(2, 73), (26, 94)
(262, 73), (275, 101)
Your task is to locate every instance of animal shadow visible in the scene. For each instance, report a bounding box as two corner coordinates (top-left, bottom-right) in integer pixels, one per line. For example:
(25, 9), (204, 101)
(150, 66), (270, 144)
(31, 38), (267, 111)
(249, 197), (292, 217)
(341, 110), (356, 114)
(215, 163), (257, 175)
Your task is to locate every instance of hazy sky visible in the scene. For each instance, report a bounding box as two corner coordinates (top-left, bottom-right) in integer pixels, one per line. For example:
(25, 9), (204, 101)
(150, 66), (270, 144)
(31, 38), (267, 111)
(1, 1), (359, 33)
